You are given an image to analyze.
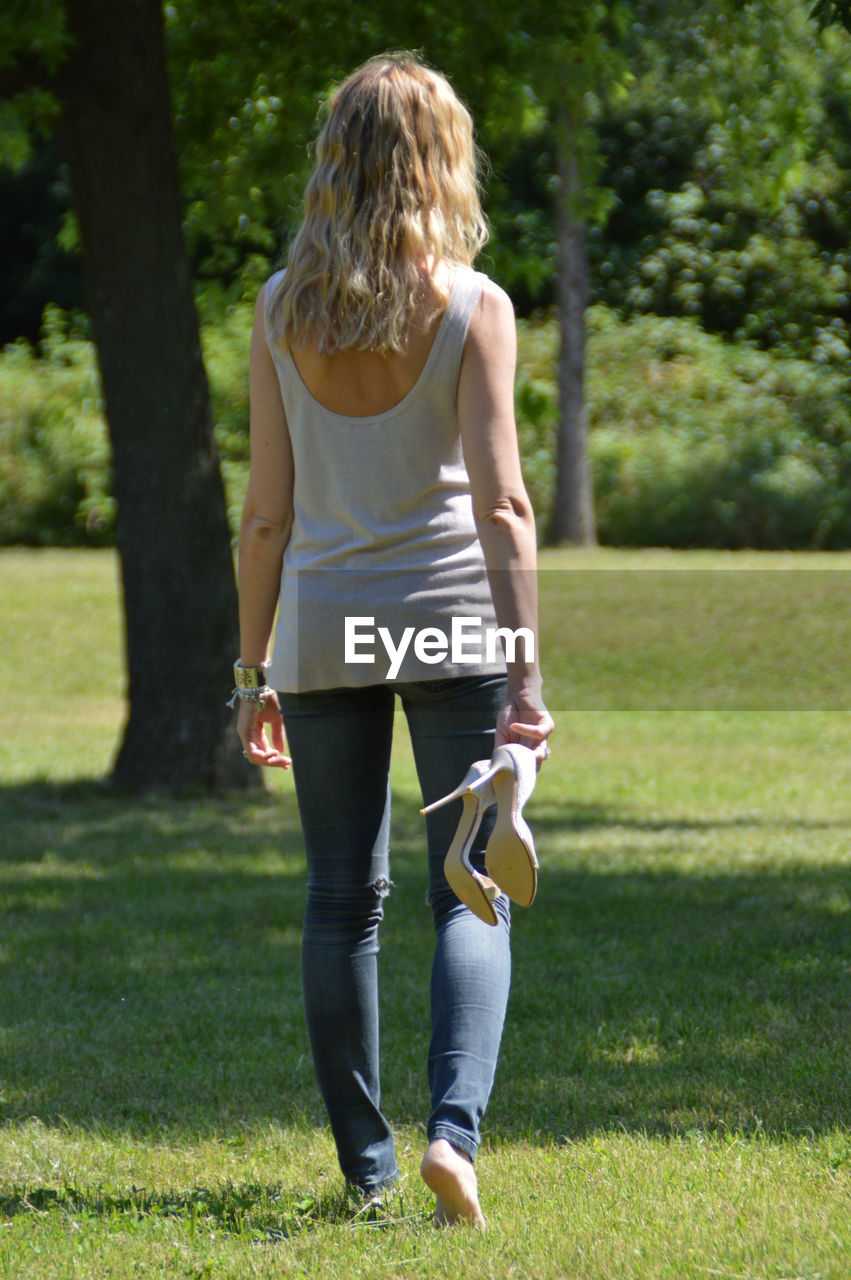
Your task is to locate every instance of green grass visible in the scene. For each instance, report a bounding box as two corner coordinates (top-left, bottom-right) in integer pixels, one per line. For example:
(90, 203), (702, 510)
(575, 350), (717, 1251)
(0, 548), (849, 1278)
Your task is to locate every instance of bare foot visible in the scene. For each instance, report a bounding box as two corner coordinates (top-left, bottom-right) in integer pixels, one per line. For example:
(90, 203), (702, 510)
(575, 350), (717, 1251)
(420, 1139), (485, 1226)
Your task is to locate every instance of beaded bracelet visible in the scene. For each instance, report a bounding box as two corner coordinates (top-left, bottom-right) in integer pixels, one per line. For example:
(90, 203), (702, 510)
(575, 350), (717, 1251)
(226, 684), (274, 709)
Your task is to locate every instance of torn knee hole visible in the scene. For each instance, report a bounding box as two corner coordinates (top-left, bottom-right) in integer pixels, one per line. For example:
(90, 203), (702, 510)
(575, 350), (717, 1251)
(372, 877), (394, 899)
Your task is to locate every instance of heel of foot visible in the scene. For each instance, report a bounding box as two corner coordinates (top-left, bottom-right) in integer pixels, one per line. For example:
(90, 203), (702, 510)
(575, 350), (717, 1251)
(421, 1140), (484, 1227)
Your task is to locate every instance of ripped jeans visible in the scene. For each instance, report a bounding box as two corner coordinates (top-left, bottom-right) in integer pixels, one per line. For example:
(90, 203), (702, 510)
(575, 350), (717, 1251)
(278, 675), (510, 1192)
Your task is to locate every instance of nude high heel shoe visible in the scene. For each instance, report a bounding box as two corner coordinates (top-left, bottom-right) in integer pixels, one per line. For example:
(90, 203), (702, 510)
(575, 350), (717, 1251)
(477, 744), (539, 907)
(420, 761), (502, 926)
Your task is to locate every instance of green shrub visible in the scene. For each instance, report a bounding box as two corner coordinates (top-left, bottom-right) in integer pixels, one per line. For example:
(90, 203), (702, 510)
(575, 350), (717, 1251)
(516, 307), (851, 548)
(0, 308), (115, 545)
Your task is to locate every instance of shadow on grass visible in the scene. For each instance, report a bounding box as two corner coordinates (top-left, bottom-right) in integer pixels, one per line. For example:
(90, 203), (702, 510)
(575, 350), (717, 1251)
(0, 781), (848, 1144)
(0, 1182), (424, 1235)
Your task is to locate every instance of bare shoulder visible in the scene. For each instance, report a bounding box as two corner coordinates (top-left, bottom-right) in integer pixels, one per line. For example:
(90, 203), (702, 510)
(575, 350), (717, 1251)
(465, 274), (517, 362)
(469, 273), (515, 332)
(474, 274), (514, 319)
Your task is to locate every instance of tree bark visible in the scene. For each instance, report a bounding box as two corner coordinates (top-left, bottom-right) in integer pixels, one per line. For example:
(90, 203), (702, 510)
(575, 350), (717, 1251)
(54, 0), (257, 791)
(551, 119), (597, 547)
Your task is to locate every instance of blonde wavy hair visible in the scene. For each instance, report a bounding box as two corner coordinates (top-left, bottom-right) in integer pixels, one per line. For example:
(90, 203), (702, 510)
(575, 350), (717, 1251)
(267, 53), (488, 354)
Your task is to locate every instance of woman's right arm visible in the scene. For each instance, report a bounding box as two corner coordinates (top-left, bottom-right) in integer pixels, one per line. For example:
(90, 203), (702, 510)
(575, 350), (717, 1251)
(236, 284), (295, 769)
(457, 279), (554, 759)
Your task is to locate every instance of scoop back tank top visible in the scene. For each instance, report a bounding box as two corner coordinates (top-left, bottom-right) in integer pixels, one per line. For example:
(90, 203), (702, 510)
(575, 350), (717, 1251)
(264, 265), (505, 692)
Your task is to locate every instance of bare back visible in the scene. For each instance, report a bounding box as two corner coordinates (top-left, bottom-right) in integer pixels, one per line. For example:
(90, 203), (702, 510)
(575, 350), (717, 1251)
(288, 264), (453, 418)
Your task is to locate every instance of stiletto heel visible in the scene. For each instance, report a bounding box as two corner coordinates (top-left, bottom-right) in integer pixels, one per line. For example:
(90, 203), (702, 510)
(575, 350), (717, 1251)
(420, 761), (501, 926)
(419, 760), (491, 815)
(480, 744), (539, 907)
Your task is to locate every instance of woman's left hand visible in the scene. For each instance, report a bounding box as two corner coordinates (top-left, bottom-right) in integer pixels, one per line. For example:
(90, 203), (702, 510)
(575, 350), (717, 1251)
(495, 683), (554, 768)
(237, 693), (292, 769)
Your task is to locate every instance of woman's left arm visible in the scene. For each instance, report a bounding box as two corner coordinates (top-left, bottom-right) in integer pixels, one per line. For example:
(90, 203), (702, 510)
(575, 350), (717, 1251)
(458, 279), (554, 760)
(236, 284), (294, 769)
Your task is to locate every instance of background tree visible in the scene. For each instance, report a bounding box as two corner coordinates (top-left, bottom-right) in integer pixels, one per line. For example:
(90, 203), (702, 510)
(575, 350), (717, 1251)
(542, 8), (634, 547)
(0, 0), (255, 793)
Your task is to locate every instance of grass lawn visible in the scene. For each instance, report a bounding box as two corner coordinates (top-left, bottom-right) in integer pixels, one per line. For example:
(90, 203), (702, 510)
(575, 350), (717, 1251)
(0, 547), (849, 1278)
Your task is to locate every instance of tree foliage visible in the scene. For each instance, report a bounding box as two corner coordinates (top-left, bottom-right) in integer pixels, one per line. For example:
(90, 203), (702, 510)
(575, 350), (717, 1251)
(5, 0), (851, 337)
(588, 0), (851, 364)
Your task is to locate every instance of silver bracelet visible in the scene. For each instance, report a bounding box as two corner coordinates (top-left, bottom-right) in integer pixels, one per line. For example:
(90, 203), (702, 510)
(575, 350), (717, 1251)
(233, 659), (271, 688)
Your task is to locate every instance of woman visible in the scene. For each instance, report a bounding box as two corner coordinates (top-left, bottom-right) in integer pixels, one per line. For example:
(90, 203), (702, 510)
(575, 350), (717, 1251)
(234, 53), (553, 1225)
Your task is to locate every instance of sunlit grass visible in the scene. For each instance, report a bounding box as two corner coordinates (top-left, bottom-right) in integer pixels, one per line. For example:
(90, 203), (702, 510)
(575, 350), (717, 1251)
(0, 548), (849, 1278)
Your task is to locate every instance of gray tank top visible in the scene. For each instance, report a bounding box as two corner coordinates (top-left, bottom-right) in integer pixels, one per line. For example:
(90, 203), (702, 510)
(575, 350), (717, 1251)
(264, 265), (505, 692)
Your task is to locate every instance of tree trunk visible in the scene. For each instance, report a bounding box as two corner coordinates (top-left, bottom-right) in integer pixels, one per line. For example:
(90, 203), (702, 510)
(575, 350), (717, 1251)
(551, 120), (597, 547)
(54, 0), (257, 792)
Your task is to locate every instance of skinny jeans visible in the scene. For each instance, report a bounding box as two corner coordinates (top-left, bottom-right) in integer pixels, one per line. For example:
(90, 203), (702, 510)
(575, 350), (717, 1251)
(278, 674), (511, 1193)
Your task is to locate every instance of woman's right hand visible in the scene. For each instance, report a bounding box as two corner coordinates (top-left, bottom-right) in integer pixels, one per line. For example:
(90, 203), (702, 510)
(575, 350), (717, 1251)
(237, 693), (292, 769)
(495, 683), (554, 766)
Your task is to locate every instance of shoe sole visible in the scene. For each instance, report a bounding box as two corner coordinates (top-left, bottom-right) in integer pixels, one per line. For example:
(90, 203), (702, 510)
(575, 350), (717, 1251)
(484, 773), (538, 907)
(443, 798), (500, 926)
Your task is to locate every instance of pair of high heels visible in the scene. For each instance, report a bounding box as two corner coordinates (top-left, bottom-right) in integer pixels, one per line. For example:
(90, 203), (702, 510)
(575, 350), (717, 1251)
(420, 744), (539, 927)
